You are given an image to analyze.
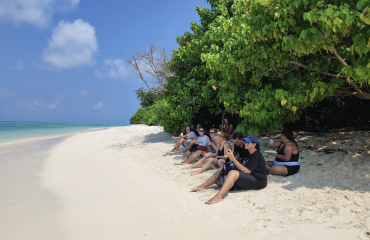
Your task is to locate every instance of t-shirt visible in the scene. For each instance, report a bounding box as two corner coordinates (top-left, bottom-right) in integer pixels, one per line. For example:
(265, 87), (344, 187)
(209, 139), (218, 153)
(239, 151), (267, 188)
(196, 135), (210, 147)
(234, 143), (247, 159)
(186, 131), (196, 139)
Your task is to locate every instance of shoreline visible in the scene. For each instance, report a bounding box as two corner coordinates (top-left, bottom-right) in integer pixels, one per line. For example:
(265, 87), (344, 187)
(1, 125), (369, 239)
(0, 126), (122, 147)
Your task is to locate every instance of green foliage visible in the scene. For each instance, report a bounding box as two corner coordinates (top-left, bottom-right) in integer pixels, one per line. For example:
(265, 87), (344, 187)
(136, 88), (162, 108)
(130, 104), (159, 125)
(157, 0), (370, 135)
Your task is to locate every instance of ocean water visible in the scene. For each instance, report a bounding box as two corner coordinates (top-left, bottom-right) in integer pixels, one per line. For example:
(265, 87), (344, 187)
(0, 122), (129, 144)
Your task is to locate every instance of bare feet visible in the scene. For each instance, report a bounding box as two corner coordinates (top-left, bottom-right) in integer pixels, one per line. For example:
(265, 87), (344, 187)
(205, 196), (223, 204)
(181, 161), (190, 165)
(182, 166), (192, 170)
(191, 169), (202, 175)
(191, 186), (206, 192)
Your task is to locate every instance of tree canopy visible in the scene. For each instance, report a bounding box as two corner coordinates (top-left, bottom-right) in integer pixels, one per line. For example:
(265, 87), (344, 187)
(131, 0), (370, 135)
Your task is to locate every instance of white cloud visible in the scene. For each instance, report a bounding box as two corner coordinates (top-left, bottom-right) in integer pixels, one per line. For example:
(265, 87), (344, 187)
(0, 88), (12, 98)
(92, 102), (103, 111)
(9, 60), (25, 70)
(0, 0), (79, 28)
(77, 89), (89, 97)
(17, 96), (62, 111)
(42, 19), (98, 69)
(95, 59), (129, 79)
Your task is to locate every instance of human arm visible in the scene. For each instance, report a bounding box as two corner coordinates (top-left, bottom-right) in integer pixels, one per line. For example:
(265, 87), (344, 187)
(225, 149), (252, 174)
(269, 143), (295, 161)
(207, 140), (217, 150)
(204, 152), (217, 158)
(225, 124), (234, 134)
(268, 139), (281, 148)
(215, 143), (231, 159)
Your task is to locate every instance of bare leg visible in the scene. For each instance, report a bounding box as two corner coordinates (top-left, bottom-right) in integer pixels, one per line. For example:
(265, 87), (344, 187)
(191, 168), (222, 191)
(182, 151), (192, 160)
(268, 165), (288, 176)
(184, 156), (208, 170)
(192, 157), (219, 175)
(171, 138), (184, 152)
(181, 141), (195, 153)
(218, 159), (226, 169)
(181, 150), (202, 165)
(205, 170), (240, 204)
(265, 161), (274, 171)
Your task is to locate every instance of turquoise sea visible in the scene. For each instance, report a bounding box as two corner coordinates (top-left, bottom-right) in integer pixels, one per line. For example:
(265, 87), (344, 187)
(0, 122), (129, 144)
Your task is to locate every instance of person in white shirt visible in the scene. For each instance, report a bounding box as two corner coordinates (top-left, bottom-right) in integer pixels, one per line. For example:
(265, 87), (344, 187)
(181, 127), (210, 165)
(170, 126), (196, 153)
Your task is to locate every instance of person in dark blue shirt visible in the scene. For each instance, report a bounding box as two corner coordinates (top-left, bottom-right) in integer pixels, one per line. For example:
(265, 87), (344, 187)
(191, 135), (267, 204)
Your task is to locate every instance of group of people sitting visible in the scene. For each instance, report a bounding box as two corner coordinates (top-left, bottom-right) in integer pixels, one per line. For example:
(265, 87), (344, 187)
(170, 124), (300, 204)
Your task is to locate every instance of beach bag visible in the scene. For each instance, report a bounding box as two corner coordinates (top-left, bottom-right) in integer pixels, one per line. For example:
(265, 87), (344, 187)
(196, 146), (208, 152)
(215, 162), (238, 190)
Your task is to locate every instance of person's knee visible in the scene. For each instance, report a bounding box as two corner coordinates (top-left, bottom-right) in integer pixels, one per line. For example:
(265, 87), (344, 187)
(229, 170), (239, 178)
(269, 166), (287, 176)
(217, 159), (224, 166)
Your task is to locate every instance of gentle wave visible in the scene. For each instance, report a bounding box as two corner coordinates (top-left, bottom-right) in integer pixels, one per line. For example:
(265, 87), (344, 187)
(0, 121), (129, 144)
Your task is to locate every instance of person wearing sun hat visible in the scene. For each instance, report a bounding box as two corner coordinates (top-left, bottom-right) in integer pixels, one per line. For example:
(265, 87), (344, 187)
(191, 134), (268, 204)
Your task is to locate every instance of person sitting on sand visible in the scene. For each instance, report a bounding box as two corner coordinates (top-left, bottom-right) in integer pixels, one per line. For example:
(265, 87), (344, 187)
(184, 131), (231, 175)
(232, 132), (247, 158)
(170, 126), (196, 153)
(191, 135), (267, 204)
(220, 117), (235, 139)
(207, 128), (218, 153)
(266, 130), (300, 176)
(180, 124), (203, 155)
(180, 127), (210, 165)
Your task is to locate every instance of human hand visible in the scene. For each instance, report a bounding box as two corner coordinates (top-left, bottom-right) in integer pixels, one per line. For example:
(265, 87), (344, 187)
(269, 152), (277, 157)
(225, 149), (233, 158)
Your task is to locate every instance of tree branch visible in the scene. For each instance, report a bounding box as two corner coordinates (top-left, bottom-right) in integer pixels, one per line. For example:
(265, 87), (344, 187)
(290, 60), (347, 78)
(332, 46), (348, 66)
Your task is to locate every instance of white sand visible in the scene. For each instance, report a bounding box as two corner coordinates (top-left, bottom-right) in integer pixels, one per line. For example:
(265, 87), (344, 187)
(1, 125), (370, 239)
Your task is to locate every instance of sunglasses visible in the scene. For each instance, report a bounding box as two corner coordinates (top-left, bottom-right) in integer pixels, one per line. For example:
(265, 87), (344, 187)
(199, 130), (205, 132)
(243, 140), (250, 145)
(210, 132), (215, 134)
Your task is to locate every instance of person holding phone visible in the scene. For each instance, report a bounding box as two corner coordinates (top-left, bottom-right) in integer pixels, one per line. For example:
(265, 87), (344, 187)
(191, 135), (267, 204)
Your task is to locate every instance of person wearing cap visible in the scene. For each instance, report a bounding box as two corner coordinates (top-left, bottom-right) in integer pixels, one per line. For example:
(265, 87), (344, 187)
(191, 135), (267, 204)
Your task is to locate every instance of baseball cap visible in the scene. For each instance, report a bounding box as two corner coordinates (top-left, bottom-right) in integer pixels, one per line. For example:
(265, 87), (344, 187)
(243, 135), (259, 144)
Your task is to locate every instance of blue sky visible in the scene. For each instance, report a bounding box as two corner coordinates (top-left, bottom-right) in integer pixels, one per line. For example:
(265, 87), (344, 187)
(0, 0), (210, 123)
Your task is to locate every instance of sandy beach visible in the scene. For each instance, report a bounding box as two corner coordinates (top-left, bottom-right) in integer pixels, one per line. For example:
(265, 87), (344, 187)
(1, 125), (370, 239)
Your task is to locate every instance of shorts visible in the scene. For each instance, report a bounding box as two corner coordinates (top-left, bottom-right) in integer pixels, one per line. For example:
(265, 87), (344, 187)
(283, 165), (300, 176)
(235, 172), (264, 190)
(183, 141), (190, 147)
